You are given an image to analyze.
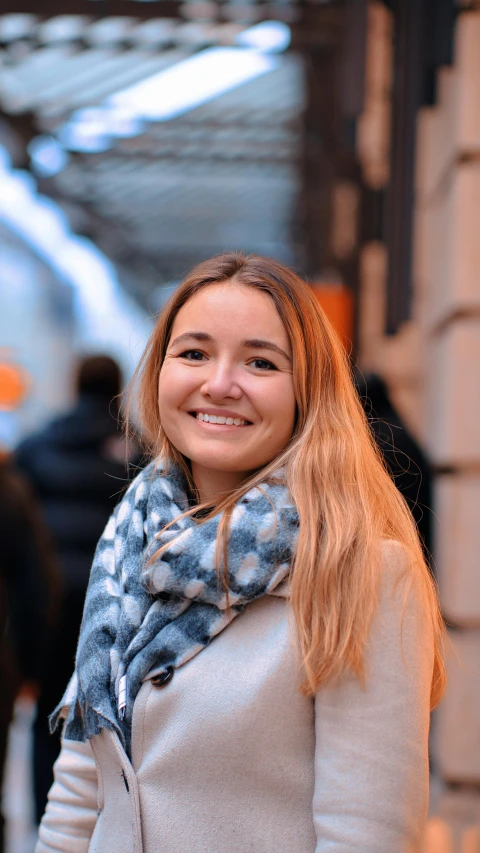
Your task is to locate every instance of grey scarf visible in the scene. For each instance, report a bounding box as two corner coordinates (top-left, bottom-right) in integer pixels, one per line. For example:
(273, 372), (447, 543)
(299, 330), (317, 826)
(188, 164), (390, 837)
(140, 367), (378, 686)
(52, 459), (299, 754)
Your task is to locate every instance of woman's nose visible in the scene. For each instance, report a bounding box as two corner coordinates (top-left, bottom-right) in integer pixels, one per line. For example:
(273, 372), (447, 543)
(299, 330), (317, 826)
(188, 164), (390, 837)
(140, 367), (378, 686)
(200, 361), (242, 400)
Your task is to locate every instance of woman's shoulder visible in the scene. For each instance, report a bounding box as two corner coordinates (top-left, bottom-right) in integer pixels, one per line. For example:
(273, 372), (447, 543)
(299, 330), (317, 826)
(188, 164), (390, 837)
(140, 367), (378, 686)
(371, 538), (434, 666)
(377, 538), (427, 602)
(379, 537), (412, 572)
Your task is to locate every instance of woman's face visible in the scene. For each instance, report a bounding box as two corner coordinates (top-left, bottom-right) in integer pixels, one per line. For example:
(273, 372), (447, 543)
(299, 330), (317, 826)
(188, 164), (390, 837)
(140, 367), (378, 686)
(158, 282), (296, 499)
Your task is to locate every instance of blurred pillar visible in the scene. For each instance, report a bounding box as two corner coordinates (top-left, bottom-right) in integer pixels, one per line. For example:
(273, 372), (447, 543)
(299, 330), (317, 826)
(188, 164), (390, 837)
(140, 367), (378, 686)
(357, 0), (480, 840)
(355, 2), (426, 433)
(297, 0), (367, 356)
(356, 4), (480, 839)
(415, 10), (480, 812)
(356, 0), (455, 439)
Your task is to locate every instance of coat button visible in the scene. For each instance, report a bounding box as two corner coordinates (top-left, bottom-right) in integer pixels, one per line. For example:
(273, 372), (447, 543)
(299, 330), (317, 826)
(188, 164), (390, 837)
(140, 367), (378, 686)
(151, 666), (174, 687)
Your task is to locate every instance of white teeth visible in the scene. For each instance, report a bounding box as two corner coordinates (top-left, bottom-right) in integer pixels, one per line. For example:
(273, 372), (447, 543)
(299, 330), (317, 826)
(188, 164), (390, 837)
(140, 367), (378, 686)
(195, 413), (248, 426)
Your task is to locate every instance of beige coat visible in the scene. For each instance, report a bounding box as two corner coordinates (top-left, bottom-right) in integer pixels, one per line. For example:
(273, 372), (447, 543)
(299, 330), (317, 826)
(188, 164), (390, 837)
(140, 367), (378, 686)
(36, 542), (433, 853)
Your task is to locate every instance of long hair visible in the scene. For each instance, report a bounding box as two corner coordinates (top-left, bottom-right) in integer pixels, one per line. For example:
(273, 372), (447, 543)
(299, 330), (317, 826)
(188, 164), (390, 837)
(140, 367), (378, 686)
(129, 252), (445, 707)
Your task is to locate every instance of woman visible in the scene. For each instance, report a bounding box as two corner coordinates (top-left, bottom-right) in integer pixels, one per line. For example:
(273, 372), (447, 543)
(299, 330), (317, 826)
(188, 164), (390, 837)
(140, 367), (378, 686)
(36, 253), (445, 853)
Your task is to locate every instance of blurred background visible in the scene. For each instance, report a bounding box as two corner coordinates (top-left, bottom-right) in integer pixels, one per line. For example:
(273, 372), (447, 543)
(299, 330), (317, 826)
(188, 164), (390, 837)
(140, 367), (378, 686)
(0, 1), (479, 851)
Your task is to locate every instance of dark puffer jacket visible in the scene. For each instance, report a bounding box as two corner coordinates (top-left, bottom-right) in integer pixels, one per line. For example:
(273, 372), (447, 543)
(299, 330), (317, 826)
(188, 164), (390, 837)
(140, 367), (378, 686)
(16, 395), (134, 594)
(15, 393), (137, 822)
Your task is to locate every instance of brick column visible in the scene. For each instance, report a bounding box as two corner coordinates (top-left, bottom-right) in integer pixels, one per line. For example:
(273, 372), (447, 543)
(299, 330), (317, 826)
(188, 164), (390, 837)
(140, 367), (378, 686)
(414, 13), (480, 820)
(358, 5), (480, 844)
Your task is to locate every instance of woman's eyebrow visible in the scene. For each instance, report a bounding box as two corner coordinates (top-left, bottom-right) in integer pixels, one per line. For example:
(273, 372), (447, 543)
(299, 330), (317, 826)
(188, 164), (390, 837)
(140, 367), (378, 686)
(169, 331), (292, 363)
(169, 331), (212, 347)
(241, 338), (292, 363)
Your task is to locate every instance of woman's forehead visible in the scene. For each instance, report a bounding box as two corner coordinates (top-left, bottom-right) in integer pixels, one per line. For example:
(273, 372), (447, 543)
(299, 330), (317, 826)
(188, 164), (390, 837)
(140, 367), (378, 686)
(170, 282), (290, 345)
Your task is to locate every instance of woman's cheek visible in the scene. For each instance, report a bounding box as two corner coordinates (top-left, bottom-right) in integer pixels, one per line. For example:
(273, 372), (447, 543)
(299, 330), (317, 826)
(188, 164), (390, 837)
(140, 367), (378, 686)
(159, 363), (186, 397)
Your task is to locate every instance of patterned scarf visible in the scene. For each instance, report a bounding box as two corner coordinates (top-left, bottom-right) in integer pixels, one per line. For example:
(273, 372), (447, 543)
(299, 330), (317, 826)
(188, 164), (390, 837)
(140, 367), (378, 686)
(52, 458), (299, 754)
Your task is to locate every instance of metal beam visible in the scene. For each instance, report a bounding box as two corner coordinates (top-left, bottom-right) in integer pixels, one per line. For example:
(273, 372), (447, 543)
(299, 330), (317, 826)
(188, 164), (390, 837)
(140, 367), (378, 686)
(299, 45), (337, 278)
(384, 0), (422, 334)
(0, 2), (182, 19)
(339, 0), (367, 120)
(2, 2), (345, 43)
(384, 0), (455, 333)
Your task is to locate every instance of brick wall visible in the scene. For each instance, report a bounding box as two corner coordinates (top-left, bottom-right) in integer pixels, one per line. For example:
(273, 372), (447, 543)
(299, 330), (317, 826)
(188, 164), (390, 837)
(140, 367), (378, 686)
(357, 6), (480, 848)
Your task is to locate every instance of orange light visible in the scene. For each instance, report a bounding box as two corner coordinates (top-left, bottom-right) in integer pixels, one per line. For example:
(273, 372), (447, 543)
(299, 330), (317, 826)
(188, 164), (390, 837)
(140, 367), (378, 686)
(0, 361), (30, 411)
(310, 285), (354, 352)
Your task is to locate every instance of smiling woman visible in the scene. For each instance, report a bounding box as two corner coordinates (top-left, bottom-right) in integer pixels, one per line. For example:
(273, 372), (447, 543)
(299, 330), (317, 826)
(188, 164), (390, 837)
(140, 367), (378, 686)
(36, 252), (445, 853)
(157, 282), (296, 501)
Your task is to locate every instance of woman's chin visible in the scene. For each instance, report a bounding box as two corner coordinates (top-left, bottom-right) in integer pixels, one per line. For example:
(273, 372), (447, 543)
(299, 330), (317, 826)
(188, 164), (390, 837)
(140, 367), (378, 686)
(189, 454), (252, 475)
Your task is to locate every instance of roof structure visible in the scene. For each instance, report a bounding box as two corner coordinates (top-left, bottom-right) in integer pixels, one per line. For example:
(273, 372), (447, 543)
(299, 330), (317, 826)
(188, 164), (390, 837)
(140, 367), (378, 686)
(0, 3), (349, 309)
(0, 8), (324, 306)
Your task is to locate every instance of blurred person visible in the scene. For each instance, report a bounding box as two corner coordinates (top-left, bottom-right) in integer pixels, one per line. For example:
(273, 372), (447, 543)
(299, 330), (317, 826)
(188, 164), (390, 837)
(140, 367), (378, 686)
(36, 255), (444, 853)
(355, 371), (433, 564)
(15, 355), (136, 825)
(0, 449), (58, 853)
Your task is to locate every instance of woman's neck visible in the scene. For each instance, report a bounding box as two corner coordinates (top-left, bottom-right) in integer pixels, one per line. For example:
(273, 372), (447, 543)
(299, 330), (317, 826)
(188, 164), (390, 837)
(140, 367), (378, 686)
(190, 463), (249, 504)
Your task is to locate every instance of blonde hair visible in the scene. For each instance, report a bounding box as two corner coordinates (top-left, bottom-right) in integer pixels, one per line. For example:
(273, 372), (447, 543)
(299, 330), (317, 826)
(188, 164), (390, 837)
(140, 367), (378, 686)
(129, 252), (445, 708)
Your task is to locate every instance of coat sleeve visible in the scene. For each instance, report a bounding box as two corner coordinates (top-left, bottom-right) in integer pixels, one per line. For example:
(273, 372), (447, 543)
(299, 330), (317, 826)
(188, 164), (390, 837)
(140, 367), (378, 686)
(313, 540), (434, 853)
(35, 737), (98, 853)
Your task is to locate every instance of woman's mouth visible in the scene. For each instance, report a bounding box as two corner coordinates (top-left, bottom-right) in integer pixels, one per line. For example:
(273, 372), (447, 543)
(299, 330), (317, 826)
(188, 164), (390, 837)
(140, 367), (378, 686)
(189, 412), (251, 427)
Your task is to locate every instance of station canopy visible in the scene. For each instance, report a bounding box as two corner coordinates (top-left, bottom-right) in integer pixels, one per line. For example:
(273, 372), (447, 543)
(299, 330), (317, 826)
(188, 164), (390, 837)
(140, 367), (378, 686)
(0, 2), (342, 306)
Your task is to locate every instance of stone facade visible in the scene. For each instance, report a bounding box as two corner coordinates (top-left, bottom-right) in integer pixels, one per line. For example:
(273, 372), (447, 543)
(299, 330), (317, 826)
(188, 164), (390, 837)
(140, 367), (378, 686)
(420, 17), (480, 831)
(357, 6), (480, 849)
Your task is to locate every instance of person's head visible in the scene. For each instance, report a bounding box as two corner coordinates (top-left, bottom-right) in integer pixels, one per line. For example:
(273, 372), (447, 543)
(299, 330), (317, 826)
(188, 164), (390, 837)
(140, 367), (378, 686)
(132, 252), (445, 707)
(76, 355), (122, 400)
(135, 253), (358, 492)
(155, 273), (296, 500)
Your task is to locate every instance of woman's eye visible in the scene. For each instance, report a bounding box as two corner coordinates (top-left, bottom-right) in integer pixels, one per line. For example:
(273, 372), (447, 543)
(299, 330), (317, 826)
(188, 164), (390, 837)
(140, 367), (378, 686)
(179, 350), (205, 361)
(251, 358), (277, 371)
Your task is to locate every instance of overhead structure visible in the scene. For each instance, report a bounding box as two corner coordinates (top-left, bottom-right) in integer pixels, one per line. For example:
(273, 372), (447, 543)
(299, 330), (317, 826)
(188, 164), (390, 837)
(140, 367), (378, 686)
(1, 6), (322, 308)
(0, 0), (376, 351)
(1, 0), (458, 337)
